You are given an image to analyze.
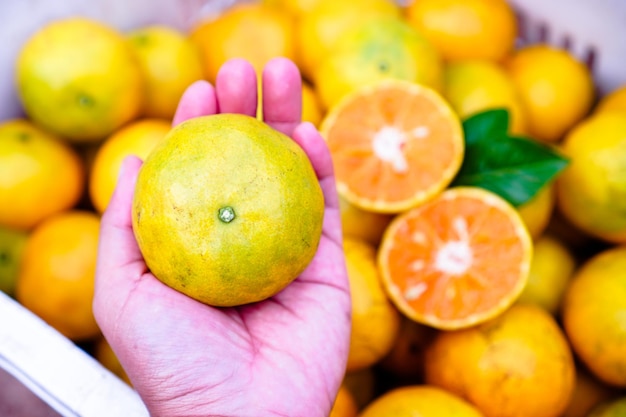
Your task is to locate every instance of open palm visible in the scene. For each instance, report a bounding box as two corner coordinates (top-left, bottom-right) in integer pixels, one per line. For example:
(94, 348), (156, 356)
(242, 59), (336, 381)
(92, 58), (351, 417)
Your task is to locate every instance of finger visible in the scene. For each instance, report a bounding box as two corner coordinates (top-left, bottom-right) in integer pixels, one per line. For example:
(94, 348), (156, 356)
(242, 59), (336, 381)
(93, 156), (144, 312)
(172, 80), (218, 126)
(215, 58), (258, 116)
(291, 122), (339, 210)
(262, 57), (302, 137)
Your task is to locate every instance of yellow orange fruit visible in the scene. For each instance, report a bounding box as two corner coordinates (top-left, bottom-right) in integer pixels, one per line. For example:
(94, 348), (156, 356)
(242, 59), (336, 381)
(0, 226), (28, 296)
(15, 18), (143, 142)
(189, 3), (295, 84)
(89, 118), (171, 213)
(329, 385), (358, 417)
(15, 210), (101, 341)
(127, 25), (204, 120)
(343, 237), (401, 372)
(302, 81), (323, 127)
(296, 0), (400, 81)
(443, 59), (527, 135)
(556, 113), (626, 243)
(378, 186), (532, 330)
(505, 44), (594, 142)
(516, 182), (555, 239)
(0, 119), (84, 230)
(315, 16), (443, 110)
(562, 245), (626, 387)
(516, 234), (576, 314)
(132, 114), (324, 306)
(405, 0), (517, 63)
(595, 84), (626, 116)
(425, 304), (576, 417)
(339, 196), (393, 247)
(321, 79), (464, 214)
(359, 385), (485, 417)
(341, 367), (377, 410)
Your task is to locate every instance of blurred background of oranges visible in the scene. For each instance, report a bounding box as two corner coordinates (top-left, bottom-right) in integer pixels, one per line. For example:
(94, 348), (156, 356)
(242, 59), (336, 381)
(2, 0), (626, 415)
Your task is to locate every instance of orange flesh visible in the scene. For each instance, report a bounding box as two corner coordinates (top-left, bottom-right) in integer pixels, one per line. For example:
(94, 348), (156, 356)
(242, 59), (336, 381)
(325, 83), (462, 211)
(380, 189), (530, 328)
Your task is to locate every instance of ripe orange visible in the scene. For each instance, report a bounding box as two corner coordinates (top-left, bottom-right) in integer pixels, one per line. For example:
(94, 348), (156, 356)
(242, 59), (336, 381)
(516, 182), (555, 239)
(378, 186), (532, 330)
(314, 16), (443, 110)
(189, 2), (295, 84)
(0, 119), (84, 230)
(359, 385), (485, 417)
(89, 118), (171, 213)
(341, 368), (377, 410)
(15, 210), (101, 341)
(595, 84), (626, 116)
(320, 79), (464, 214)
(405, 0), (517, 63)
(132, 114), (324, 306)
(339, 196), (393, 247)
(443, 59), (527, 135)
(562, 245), (626, 388)
(329, 385), (358, 417)
(0, 226), (28, 296)
(515, 234), (576, 314)
(424, 304), (576, 417)
(556, 113), (626, 243)
(302, 81), (323, 127)
(15, 18), (143, 142)
(127, 25), (204, 120)
(343, 237), (401, 371)
(505, 44), (594, 142)
(295, 0), (401, 81)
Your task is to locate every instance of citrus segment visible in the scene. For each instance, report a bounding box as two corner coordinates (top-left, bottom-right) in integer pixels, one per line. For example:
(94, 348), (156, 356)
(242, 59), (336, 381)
(378, 187), (532, 330)
(321, 80), (464, 214)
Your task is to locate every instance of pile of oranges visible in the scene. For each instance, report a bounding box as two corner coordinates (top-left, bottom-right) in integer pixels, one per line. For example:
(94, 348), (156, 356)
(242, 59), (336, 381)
(2, 0), (626, 415)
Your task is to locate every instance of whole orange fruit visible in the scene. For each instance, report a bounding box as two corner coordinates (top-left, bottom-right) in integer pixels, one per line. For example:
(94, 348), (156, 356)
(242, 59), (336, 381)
(359, 385), (485, 417)
(505, 44), (594, 142)
(89, 118), (171, 213)
(190, 3), (295, 84)
(15, 210), (101, 341)
(127, 25), (204, 120)
(15, 18), (143, 142)
(0, 119), (84, 230)
(0, 226), (28, 296)
(343, 237), (401, 372)
(562, 245), (626, 388)
(424, 304), (576, 417)
(132, 114), (324, 306)
(405, 0), (517, 63)
(556, 113), (626, 243)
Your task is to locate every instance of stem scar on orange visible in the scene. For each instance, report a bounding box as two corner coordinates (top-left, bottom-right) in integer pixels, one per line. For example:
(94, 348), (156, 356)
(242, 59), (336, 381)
(378, 186), (532, 330)
(131, 114), (324, 307)
(320, 79), (464, 214)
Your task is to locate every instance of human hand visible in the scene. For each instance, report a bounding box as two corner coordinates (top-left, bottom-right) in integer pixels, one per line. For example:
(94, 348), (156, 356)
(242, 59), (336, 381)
(92, 58), (351, 417)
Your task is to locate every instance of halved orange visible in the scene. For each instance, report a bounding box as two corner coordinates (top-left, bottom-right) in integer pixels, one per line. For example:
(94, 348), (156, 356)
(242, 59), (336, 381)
(378, 186), (532, 330)
(320, 79), (464, 213)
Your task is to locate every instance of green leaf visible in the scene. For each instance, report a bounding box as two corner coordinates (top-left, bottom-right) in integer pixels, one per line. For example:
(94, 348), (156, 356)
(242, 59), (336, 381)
(452, 109), (570, 207)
